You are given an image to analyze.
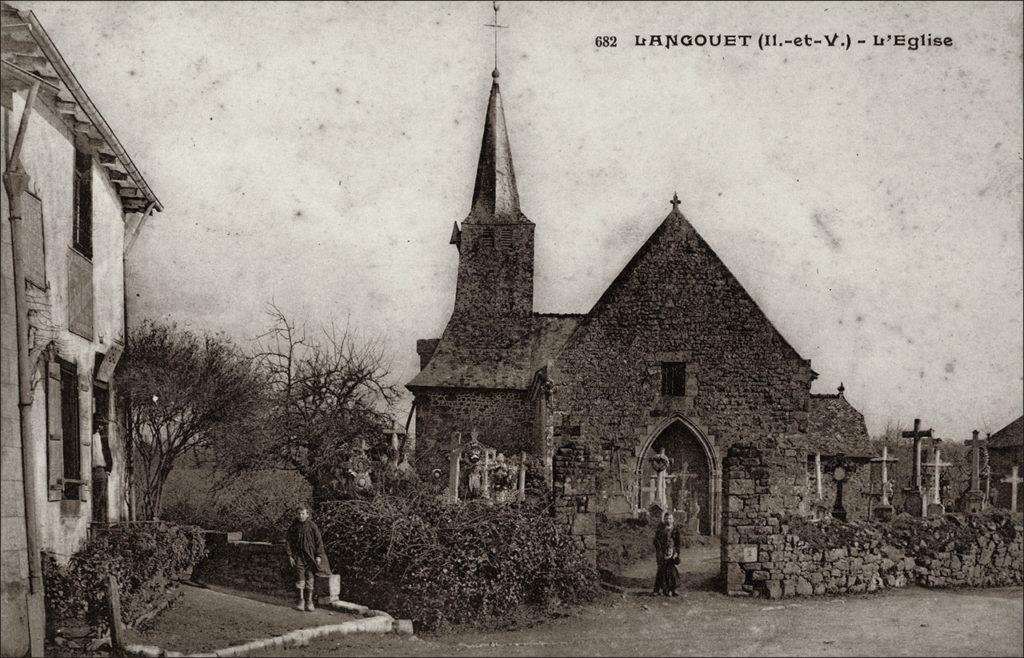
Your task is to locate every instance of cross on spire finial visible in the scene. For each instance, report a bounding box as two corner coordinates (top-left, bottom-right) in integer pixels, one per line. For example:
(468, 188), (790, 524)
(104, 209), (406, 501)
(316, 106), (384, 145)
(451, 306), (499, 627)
(485, 1), (508, 78)
(670, 192), (681, 212)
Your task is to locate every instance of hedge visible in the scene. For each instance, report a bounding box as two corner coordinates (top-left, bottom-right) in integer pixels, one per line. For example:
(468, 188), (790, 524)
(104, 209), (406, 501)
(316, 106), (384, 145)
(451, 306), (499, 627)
(42, 522), (207, 633)
(318, 496), (598, 631)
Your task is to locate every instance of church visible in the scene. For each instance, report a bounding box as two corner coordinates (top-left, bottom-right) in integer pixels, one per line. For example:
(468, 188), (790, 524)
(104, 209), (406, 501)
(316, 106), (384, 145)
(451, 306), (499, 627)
(406, 65), (872, 534)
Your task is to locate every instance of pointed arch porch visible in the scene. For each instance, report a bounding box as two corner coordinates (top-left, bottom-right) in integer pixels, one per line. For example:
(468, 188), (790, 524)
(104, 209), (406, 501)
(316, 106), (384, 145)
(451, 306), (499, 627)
(634, 415), (722, 536)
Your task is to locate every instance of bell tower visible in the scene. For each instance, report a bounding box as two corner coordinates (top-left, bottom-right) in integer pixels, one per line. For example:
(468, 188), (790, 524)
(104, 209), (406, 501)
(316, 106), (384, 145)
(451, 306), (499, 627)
(448, 68), (534, 347)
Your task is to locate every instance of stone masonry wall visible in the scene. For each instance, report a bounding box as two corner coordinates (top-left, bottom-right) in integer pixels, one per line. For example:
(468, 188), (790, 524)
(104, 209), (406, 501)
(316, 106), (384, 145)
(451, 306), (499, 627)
(552, 441), (598, 566)
(723, 443), (1024, 599)
(192, 534), (292, 596)
(551, 213), (816, 513)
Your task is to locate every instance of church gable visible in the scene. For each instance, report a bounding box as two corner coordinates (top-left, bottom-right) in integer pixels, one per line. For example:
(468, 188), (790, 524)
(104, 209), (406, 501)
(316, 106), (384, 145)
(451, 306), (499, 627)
(573, 207), (810, 370)
(551, 202), (815, 451)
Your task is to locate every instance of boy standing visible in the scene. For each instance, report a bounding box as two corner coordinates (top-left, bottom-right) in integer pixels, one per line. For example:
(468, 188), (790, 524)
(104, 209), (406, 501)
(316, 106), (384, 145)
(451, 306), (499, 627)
(286, 505), (326, 611)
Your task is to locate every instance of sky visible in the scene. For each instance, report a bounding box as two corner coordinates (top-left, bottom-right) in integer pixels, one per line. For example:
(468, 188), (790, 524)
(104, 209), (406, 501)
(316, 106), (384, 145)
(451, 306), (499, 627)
(18, 1), (1023, 440)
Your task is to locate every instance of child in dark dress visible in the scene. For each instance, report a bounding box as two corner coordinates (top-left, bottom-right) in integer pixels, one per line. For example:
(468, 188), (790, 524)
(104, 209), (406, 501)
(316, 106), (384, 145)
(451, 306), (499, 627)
(653, 511), (681, 596)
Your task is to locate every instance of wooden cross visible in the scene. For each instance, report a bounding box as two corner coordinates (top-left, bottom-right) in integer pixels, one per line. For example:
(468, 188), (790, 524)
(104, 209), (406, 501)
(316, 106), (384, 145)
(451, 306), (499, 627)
(901, 419), (933, 490)
(1001, 465), (1022, 513)
(964, 430), (985, 493)
(923, 447), (952, 506)
(485, 1), (508, 72)
(870, 446), (899, 506)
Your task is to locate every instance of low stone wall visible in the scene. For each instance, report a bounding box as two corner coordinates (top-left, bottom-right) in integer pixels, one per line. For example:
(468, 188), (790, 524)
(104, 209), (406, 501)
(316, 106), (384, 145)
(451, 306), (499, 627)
(192, 533), (292, 595)
(722, 443), (1024, 599)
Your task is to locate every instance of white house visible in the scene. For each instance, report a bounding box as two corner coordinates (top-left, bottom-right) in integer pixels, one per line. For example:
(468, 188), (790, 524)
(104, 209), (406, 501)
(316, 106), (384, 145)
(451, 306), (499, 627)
(1, 3), (162, 654)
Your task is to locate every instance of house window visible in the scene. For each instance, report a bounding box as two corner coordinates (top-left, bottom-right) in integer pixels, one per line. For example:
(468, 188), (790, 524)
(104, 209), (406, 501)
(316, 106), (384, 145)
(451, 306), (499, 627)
(73, 147), (92, 258)
(60, 361), (82, 500)
(661, 362), (687, 397)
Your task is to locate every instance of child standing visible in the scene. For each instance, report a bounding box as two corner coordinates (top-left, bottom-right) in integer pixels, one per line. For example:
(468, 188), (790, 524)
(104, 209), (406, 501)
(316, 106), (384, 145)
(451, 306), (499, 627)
(285, 505), (327, 611)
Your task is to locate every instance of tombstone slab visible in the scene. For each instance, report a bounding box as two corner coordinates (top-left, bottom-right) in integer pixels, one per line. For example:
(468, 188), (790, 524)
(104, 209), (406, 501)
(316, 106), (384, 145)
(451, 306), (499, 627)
(872, 504), (894, 522)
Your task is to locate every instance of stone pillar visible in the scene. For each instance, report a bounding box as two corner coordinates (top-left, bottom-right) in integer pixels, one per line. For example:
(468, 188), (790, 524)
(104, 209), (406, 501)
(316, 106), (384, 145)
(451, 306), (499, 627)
(553, 441), (597, 567)
(721, 440), (807, 598)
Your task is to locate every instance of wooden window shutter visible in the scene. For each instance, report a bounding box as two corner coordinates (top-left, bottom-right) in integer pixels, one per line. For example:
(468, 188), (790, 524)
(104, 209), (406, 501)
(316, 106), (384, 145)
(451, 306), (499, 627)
(46, 361), (64, 501)
(79, 379), (90, 503)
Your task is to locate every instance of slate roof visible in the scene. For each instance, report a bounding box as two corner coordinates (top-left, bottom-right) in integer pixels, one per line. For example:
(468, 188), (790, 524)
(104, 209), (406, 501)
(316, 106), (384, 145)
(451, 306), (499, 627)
(988, 415), (1023, 450)
(408, 312), (583, 391)
(464, 74), (528, 225)
(805, 393), (872, 457)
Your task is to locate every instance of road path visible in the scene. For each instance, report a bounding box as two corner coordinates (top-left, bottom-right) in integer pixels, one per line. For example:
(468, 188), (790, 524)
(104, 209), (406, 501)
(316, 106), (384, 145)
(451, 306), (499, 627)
(254, 585), (1024, 657)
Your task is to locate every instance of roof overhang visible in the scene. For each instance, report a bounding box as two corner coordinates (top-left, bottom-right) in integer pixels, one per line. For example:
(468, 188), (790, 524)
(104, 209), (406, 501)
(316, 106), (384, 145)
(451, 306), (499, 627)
(1, 4), (162, 215)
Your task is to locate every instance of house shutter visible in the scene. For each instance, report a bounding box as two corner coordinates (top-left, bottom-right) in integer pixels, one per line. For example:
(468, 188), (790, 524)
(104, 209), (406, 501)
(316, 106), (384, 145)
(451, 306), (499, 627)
(79, 396), (90, 503)
(46, 361), (64, 501)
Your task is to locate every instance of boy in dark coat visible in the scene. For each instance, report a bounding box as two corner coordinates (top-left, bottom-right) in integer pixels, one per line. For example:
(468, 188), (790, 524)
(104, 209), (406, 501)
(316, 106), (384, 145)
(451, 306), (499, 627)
(285, 505), (328, 611)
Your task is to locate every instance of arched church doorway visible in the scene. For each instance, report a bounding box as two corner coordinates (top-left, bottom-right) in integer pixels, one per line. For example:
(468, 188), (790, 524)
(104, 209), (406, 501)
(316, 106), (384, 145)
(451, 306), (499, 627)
(637, 419), (717, 536)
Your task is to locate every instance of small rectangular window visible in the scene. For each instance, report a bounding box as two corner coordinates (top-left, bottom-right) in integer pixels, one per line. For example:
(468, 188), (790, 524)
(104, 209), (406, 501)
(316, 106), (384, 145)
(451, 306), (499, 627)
(73, 147), (92, 258)
(661, 362), (687, 397)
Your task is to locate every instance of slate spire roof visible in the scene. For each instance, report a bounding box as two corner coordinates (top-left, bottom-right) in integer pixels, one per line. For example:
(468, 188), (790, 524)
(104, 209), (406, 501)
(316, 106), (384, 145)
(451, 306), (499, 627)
(465, 70), (526, 224)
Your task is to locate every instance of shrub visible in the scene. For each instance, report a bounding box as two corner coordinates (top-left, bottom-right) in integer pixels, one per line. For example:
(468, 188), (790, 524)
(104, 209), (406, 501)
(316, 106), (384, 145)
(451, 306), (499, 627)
(42, 522), (206, 633)
(318, 495), (598, 632)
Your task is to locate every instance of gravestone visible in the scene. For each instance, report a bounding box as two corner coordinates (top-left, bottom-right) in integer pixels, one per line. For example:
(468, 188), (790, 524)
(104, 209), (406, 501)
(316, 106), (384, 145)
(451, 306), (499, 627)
(923, 447), (952, 517)
(870, 446), (898, 521)
(962, 430), (987, 514)
(901, 419), (933, 517)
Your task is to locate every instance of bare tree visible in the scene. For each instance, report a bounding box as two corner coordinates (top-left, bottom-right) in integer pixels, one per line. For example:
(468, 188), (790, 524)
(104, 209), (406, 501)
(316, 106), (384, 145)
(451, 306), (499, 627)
(217, 304), (398, 503)
(117, 320), (264, 520)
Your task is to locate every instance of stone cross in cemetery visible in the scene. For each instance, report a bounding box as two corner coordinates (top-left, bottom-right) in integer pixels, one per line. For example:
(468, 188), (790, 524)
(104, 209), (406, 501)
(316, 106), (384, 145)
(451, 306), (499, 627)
(901, 418), (933, 516)
(870, 445), (899, 520)
(962, 430), (987, 514)
(923, 447), (952, 516)
(1001, 465), (1022, 513)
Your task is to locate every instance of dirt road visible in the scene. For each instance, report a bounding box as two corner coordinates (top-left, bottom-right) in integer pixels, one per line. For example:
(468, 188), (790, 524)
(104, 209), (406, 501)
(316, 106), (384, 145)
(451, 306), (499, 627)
(254, 585), (1023, 657)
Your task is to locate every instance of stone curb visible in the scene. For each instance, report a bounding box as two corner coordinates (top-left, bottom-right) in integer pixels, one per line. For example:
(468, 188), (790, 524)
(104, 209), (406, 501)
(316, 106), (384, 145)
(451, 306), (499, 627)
(121, 599), (414, 657)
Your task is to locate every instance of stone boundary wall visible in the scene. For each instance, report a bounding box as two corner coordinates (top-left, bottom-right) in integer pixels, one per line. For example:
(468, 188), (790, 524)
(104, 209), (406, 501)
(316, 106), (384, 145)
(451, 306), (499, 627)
(722, 443), (1024, 599)
(192, 533), (292, 595)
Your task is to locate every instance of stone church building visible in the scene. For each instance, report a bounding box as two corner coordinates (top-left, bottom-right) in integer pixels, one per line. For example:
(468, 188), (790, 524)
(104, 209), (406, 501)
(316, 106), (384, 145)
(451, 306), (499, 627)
(407, 68), (871, 535)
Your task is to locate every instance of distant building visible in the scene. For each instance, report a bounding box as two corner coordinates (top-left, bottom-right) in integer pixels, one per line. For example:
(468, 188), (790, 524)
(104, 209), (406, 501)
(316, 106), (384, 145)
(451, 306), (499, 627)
(988, 415), (1023, 511)
(1, 3), (161, 654)
(406, 64), (871, 535)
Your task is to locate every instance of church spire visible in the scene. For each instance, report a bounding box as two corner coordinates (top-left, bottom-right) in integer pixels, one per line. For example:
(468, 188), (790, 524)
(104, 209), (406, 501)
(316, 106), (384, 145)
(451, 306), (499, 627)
(467, 3), (524, 224)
